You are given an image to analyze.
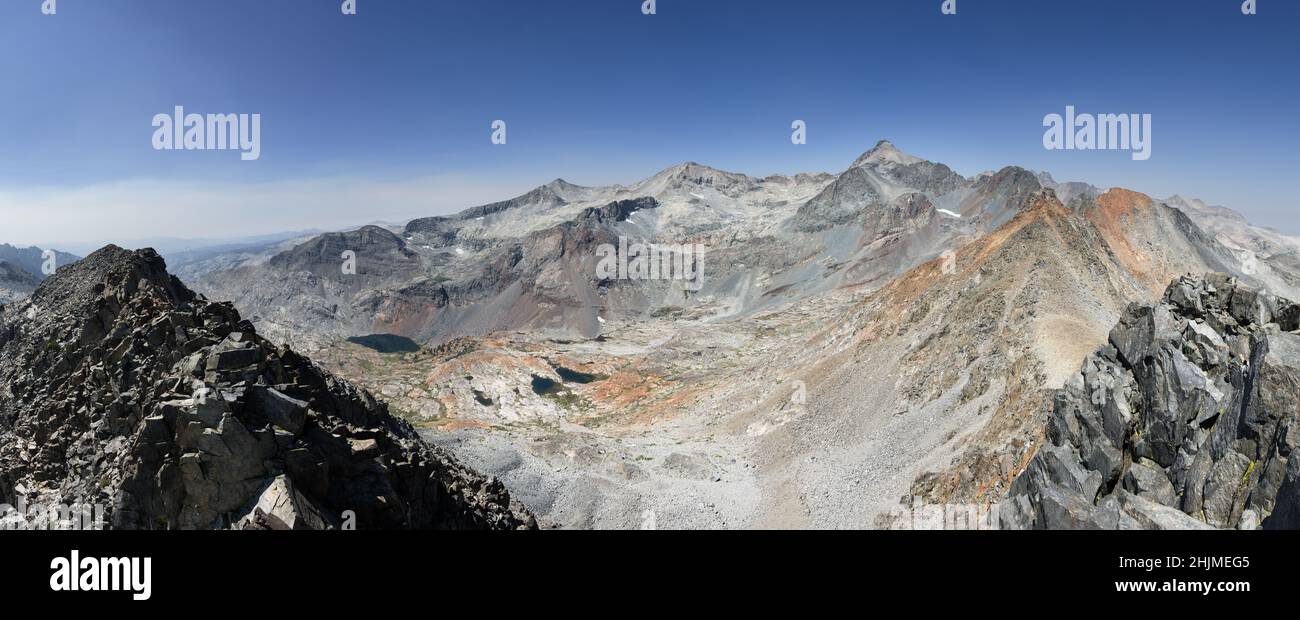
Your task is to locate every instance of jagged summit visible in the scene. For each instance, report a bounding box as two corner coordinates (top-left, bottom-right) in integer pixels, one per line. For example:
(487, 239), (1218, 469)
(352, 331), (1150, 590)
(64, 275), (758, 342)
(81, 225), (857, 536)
(24, 245), (195, 315)
(0, 245), (535, 530)
(1001, 274), (1300, 529)
(545, 178), (589, 193)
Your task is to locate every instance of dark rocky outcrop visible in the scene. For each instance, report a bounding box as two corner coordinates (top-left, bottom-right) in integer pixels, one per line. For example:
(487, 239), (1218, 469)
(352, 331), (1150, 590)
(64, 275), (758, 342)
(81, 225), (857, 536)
(790, 165), (887, 231)
(0, 246), (535, 530)
(267, 225), (422, 283)
(1001, 274), (1300, 529)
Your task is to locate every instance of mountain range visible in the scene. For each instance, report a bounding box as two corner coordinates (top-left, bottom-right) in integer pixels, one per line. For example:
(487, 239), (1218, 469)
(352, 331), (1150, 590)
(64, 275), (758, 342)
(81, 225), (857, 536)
(179, 141), (1300, 527)
(0, 244), (78, 304)
(5, 141), (1299, 529)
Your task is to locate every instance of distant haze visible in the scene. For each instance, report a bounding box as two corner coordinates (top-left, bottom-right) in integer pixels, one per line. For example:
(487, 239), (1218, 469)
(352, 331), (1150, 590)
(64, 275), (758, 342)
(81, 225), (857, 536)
(2, 0), (1297, 245)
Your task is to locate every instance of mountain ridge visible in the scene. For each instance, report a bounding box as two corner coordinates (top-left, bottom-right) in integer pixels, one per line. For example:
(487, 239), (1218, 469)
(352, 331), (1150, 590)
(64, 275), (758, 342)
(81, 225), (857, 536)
(115, 141), (1300, 528)
(0, 245), (535, 530)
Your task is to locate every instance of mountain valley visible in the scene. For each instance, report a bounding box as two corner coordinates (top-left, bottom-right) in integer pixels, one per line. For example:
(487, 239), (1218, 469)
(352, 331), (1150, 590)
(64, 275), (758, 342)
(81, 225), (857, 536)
(6, 142), (1298, 529)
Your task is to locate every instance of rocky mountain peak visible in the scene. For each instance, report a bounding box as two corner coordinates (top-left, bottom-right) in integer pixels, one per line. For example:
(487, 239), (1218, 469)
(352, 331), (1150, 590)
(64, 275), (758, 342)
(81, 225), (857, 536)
(645, 161), (755, 194)
(545, 178), (587, 194)
(851, 139), (924, 168)
(268, 225), (419, 279)
(0, 245), (535, 530)
(23, 245), (195, 317)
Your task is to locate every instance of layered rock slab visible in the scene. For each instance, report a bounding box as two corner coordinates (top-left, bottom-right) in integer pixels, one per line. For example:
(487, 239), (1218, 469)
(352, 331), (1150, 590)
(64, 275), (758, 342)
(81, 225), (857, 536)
(1002, 274), (1300, 529)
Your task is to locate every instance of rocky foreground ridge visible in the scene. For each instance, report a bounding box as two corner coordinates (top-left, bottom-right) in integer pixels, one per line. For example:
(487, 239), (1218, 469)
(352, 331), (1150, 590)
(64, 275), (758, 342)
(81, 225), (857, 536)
(0, 246), (535, 529)
(1001, 274), (1300, 529)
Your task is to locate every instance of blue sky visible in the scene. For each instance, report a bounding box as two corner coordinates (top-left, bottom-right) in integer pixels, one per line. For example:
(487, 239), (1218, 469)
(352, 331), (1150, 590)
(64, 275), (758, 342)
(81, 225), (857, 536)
(1, 0), (1297, 247)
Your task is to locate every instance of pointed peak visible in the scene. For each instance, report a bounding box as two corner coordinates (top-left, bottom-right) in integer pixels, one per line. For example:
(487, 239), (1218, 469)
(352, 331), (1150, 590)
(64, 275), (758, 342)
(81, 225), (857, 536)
(30, 244), (191, 310)
(546, 178), (586, 192)
(1165, 194), (1204, 208)
(852, 140), (923, 168)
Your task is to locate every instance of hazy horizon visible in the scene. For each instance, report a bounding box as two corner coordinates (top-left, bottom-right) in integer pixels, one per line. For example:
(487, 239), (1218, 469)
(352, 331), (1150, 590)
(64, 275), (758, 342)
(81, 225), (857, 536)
(3, 0), (1297, 246)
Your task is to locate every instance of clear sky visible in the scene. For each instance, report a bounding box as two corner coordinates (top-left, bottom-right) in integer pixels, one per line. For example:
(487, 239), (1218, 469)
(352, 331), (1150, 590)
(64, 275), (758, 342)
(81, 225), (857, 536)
(1, 0), (1297, 248)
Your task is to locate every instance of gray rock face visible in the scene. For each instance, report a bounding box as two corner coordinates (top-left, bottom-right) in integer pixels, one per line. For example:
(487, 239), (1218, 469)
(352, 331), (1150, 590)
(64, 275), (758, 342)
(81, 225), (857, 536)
(0, 246), (535, 530)
(1001, 274), (1300, 529)
(267, 225), (421, 283)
